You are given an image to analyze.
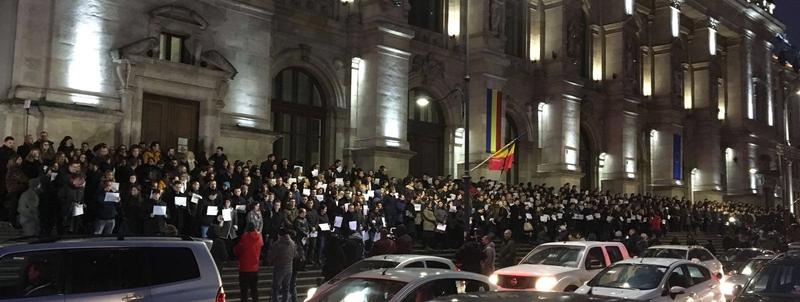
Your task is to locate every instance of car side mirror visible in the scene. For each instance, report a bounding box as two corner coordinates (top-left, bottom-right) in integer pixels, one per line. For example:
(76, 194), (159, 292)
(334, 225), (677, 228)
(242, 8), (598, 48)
(669, 286), (686, 299)
(587, 259), (604, 270)
(732, 285), (744, 297)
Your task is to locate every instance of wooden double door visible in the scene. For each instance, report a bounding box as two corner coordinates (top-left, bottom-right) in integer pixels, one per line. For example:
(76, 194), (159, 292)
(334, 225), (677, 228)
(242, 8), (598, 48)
(408, 120), (444, 177)
(141, 93), (199, 152)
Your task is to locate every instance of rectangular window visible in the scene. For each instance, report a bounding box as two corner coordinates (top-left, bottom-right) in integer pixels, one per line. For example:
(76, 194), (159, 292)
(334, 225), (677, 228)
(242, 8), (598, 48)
(145, 248), (200, 285)
(0, 251), (64, 299)
(408, 0), (443, 32)
(67, 249), (148, 294)
(159, 33), (191, 64)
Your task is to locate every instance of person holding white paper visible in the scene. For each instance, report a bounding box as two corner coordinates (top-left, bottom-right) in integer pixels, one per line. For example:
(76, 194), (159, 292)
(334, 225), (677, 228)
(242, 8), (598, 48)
(93, 181), (119, 235)
(143, 189), (168, 236)
(218, 198), (239, 260)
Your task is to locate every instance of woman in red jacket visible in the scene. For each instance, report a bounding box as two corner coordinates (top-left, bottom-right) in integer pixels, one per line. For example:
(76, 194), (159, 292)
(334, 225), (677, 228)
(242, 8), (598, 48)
(234, 224), (264, 302)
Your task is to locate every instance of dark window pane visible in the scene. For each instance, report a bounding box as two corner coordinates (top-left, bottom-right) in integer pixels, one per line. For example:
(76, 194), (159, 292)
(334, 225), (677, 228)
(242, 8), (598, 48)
(297, 72), (311, 105)
(282, 71), (293, 103)
(312, 85), (322, 107)
(0, 251), (63, 298)
(405, 261), (424, 268)
(426, 261), (451, 269)
(607, 246), (624, 264)
(146, 248), (200, 285)
(68, 249), (147, 294)
(585, 247), (607, 269)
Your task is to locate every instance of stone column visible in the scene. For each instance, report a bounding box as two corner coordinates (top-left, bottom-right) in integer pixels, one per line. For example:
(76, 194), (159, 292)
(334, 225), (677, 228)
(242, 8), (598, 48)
(687, 19), (723, 201)
(648, 1), (685, 198)
(598, 3), (641, 194)
(350, 0), (416, 177)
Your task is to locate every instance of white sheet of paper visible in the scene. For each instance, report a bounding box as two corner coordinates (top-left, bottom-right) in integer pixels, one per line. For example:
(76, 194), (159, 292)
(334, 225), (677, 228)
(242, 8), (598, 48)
(594, 213), (601, 218)
(222, 209), (233, 221)
(104, 192), (120, 202)
(586, 215), (594, 221)
(334, 216), (343, 228)
(335, 178), (344, 186)
(366, 190), (374, 198)
(310, 231), (318, 238)
(382, 217), (386, 226)
(311, 169), (319, 177)
(436, 223), (447, 231)
(206, 206), (218, 216)
(414, 204), (422, 211)
(319, 223), (331, 231)
(526, 213), (533, 220)
(111, 182), (120, 192)
(373, 178), (380, 185)
(374, 231), (381, 241)
(363, 205), (369, 216)
(449, 205), (457, 213)
(50, 173), (57, 181)
(288, 178), (297, 185)
(175, 196), (187, 207)
(235, 205), (246, 212)
(191, 193), (201, 204)
(316, 183), (327, 189)
(315, 195), (324, 201)
(606, 216), (613, 222)
(303, 189), (311, 196)
(153, 205), (167, 216)
(540, 215), (548, 222)
(557, 213), (564, 219)
(73, 204), (84, 216)
(348, 221), (358, 230)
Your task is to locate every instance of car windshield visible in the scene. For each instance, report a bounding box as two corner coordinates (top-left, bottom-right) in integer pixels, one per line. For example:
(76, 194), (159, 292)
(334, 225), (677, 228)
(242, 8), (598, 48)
(745, 264), (800, 297)
(589, 263), (668, 290)
(520, 246), (584, 267)
(642, 248), (686, 259)
(333, 261), (400, 281)
(722, 250), (767, 262)
(317, 278), (407, 302)
(740, 259), (770, 276)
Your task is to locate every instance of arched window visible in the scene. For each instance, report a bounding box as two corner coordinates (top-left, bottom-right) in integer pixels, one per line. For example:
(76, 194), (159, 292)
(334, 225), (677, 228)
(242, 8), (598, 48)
(271, 68), (326, 166)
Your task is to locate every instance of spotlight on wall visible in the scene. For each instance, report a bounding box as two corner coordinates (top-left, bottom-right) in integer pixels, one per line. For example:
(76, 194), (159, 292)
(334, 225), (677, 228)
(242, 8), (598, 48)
(416, 96), (430, 107)
(749, 168), (758, 174)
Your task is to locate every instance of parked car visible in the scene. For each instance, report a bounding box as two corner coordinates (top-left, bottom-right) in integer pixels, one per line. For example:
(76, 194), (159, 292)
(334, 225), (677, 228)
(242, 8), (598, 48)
(428, 290), (638, 302)
(574, 258), (725, 302)
(721, 254), (776, 299)
(305, 269), (495, 302)
(489, 241), (630, 291)
(719, 248), (774, 275)
(643, 245), (723, 277)
(0, 236), (224, 302)
(305, 254), (455, 301)
(731, 253), (800, 302)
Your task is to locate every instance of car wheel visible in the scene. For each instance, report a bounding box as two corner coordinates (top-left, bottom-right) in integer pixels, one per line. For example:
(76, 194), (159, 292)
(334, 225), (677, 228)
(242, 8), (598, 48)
(564, 285), (579, 292)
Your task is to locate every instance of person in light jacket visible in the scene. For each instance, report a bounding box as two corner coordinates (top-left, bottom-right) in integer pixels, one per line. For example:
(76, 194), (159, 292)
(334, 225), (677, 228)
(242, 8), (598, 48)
(17, 178), (42, 236)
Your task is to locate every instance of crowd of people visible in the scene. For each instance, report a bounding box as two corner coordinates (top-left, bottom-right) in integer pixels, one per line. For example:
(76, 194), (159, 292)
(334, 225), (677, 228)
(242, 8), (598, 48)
(1, 131), (798, 301)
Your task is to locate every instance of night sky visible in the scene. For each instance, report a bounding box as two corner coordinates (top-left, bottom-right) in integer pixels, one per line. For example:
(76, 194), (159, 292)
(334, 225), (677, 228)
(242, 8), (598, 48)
(774, 0), (800, 44)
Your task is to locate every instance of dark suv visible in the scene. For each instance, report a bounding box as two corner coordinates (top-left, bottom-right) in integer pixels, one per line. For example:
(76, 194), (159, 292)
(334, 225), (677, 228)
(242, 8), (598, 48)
(732, 252), (800, 302)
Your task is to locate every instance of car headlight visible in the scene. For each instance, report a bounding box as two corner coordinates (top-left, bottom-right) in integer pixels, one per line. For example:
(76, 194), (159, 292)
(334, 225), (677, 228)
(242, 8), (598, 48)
(535, 276), (558, 291)
(720, 280), (734, 296)
(304, 287), (317, 302)
(489, 274), (498, 285)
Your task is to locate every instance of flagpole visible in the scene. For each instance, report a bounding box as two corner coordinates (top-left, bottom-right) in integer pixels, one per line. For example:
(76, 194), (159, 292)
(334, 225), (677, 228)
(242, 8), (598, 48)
(462, 0), (472, 237)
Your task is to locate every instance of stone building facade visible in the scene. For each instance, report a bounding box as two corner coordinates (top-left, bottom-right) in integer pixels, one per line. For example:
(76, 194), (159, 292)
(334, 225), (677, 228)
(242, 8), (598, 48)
(0, 0), (799, 208)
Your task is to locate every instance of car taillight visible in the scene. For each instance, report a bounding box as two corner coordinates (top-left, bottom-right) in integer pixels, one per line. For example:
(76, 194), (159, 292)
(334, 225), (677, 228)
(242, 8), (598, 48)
(215, 286), (226, 302)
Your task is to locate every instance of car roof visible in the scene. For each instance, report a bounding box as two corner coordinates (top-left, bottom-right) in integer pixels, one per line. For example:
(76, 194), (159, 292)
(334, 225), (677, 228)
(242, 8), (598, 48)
(647, 245), (705, 250)
(615, 257), (690, 267)
(347, 269), (486, 283)
(0, 236), (211, 255)
(540, 241), (623, 248)
(428, 291), (636, 302)
(363, 254), (452, 263)
(765, 253), (800, 265)
(751, 255), (777, 260)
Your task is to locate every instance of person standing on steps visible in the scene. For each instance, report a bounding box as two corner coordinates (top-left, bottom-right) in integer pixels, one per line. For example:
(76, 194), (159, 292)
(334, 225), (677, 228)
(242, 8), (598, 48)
(234, 224), (263, 302)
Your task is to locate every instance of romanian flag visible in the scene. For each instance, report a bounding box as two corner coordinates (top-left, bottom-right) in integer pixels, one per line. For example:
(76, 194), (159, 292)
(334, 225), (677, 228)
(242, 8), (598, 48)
(486, 88), (503, 153)
(487, 139), (517, 171)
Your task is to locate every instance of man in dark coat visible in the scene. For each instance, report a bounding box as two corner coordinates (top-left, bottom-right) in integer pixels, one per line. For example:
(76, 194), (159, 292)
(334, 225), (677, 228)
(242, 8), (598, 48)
(498, 230), (517, 268)
(455, 239), (486, 274)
